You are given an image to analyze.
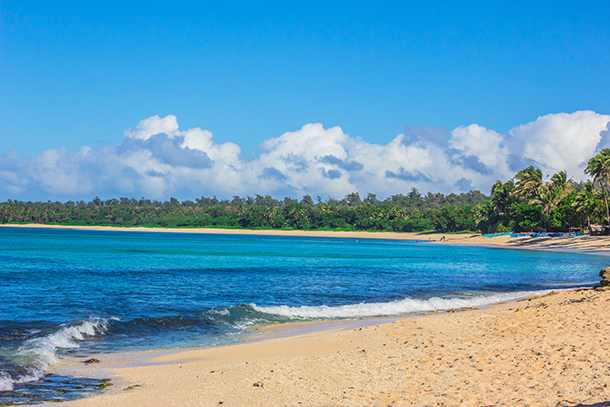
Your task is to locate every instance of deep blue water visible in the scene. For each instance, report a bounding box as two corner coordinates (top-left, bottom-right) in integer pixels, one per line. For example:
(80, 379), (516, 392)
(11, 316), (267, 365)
(0, 226), (607, 403)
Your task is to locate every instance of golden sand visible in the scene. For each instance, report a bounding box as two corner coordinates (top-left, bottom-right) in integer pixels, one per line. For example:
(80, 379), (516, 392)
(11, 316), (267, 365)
(7, 224), (605, 406)
(51, 288), (610, 407)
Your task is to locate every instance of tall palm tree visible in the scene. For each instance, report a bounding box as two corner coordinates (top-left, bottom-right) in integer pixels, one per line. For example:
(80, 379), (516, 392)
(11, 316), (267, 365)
(573, 181), (603, 232)
(531, 170), (573, 215)
(515, 166), (543, 200)
(491, 180), (515, 217)
(550, 170), (573, 197)
(531, 183), (562, 214)
(585, 149), (610, 233)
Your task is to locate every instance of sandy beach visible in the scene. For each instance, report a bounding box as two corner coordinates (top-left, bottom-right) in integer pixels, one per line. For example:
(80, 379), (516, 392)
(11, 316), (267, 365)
(52, 287), (610, 407)
(4, 224), (609, 406)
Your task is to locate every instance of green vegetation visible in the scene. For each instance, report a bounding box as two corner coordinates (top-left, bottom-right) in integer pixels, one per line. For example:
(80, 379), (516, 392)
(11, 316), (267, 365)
(2, 150), (610, 234)
(0, 190), (488, 233)
(585, 148), (610, 232)
(479, 149), (610, 234)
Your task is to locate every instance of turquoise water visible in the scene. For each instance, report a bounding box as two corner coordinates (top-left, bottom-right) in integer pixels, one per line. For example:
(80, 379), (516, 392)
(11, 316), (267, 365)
(0, 226), (607, 403)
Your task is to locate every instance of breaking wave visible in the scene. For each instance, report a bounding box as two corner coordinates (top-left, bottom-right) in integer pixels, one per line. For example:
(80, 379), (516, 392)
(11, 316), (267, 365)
(0, 317), (112, 392)
(0, 290), (556, 392)
(252, 290), (554, 319)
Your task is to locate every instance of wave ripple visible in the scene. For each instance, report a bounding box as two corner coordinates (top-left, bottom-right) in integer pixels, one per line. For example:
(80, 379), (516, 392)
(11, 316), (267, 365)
(0, 317), (112, 391)
(252, 290), (553, 319)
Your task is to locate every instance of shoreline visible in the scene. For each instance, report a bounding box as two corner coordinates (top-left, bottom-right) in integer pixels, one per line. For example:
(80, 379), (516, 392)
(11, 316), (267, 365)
(54, 286), (610, 406)
(6, 223), (608, 405)
(3, 222), (610, 255)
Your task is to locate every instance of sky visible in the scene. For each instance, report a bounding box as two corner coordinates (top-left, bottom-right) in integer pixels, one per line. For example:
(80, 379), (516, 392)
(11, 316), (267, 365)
(1, 1), (609, 201)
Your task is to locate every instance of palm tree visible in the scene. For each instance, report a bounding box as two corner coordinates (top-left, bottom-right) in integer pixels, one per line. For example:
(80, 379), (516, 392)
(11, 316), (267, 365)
(515, 166), (543, 200)
(573, 181), (603, 232)
(550, 170), (573, 197)
(531, 183), (562, 214)
(585, 149), (610, 233)
(491, 180), (515, 217)
(531, 170), (573, 215)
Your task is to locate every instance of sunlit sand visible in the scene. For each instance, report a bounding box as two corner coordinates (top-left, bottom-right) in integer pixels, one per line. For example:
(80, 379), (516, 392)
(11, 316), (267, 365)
(3, 224), (602, 406)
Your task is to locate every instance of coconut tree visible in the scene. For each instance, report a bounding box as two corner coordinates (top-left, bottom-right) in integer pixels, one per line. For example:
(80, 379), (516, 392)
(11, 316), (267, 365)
(550, 170), (573, 197)
(573, 181), (603, 232)
(491, 180), (515, 217)
(531, 183), (562, 215)
(528, 170), (572, 214)
(585, 149), (610, 233)
(515, 166), (544, 200)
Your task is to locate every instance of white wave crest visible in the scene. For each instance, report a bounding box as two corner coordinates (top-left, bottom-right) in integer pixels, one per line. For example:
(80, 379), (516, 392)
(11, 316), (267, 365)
(0, 318), (113, 392)
(209, 309), (230, 316)
(17, 317), (113, 368)
(0, 318), (114, 391)
(0, 367), (45, 393)
(0, 371), (13, 391)
(252, 290), (554, 319)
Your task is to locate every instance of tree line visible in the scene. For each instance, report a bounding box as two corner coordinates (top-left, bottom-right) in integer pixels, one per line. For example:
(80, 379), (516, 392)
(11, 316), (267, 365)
(0, 191), (488, 233)
(2, 149), (610, 234)
(480, 149), (610, 234)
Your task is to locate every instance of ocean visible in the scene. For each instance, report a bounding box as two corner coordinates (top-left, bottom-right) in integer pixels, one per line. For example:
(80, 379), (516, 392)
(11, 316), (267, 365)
(0, 226), (606, 404)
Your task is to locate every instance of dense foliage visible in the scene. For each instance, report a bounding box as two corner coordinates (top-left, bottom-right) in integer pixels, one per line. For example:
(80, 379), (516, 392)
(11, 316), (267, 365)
(478, 149), (610, 233)
(3, 149), (610, 234)
(0, 191), (488, 233)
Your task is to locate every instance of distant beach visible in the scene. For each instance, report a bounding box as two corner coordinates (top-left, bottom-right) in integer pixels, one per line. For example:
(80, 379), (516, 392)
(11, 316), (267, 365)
(3, 223), (610, 254)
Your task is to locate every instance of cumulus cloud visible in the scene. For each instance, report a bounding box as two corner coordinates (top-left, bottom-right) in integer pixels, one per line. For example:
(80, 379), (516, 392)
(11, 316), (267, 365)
(507, 111), (610, 177)
(1, 111), (610, 201)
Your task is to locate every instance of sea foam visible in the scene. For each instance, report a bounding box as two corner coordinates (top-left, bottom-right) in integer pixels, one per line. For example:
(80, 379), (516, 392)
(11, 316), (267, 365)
(0, 317), (113, 392)
(17, 317), (113, 366)
(252, 290), (554, 319)
(0, 372), (13, 391)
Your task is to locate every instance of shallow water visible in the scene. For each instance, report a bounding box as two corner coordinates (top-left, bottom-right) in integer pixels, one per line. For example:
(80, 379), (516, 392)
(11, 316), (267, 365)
(0, 226), (607, 403)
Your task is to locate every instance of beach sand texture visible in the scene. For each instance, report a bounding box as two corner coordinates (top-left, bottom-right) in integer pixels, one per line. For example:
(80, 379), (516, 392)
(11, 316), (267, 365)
(56, 287), (610, 407)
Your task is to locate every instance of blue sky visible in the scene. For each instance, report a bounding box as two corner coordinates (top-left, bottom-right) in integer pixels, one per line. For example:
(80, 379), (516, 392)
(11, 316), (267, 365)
(1, 1), (610, 200)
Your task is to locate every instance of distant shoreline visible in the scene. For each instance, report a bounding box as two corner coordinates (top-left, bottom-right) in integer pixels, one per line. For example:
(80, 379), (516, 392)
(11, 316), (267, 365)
(0, 223), (445, 240)
(2, 222), (610, 254)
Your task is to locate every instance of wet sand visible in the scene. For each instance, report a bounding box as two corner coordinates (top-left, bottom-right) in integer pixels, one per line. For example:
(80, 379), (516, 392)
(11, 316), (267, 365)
(55, 287), (610, 407)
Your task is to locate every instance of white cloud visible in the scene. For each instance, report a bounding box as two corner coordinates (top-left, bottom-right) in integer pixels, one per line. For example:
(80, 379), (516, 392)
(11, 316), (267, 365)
(450, 124), (510, 174)
(1, 111), (610, 201)
(124, 114), (180, 140)
(508, 111), (610, 178)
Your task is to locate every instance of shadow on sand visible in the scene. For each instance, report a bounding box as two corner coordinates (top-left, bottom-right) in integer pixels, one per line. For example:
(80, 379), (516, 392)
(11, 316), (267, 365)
(556, 400), (610, 407)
